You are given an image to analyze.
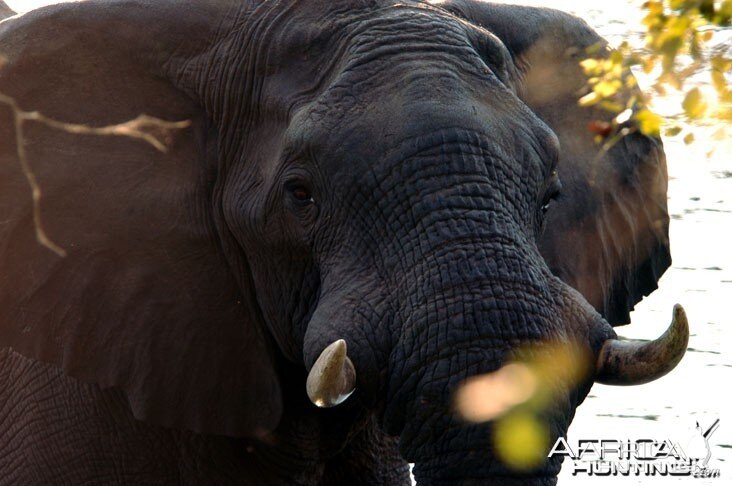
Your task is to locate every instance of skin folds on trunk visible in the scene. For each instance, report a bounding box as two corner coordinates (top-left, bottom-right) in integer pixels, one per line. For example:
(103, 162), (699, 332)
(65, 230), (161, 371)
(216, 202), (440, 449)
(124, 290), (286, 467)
(385, 259), (612, 483)
(303, 127), (616, 481)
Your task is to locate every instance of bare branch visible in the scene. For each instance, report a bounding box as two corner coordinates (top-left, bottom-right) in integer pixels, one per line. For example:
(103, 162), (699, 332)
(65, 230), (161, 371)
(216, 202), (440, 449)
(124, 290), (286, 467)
(0, 91), (191, 257)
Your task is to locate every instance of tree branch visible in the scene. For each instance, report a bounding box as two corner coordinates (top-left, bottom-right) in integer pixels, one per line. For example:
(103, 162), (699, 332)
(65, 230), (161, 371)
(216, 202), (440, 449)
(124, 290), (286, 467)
(0, 91), (190, 257)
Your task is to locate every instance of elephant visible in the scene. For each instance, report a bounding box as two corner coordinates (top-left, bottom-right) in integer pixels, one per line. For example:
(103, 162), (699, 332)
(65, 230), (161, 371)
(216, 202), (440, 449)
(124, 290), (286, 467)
(0, 0), (683, 484)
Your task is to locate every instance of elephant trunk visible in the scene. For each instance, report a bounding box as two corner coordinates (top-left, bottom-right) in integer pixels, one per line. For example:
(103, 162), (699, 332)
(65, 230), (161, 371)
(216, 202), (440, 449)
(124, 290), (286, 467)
(379, 245), (576, 482)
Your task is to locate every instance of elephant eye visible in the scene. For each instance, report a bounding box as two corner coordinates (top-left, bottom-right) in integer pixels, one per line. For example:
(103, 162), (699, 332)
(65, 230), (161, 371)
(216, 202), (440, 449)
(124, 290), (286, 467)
(541, 171), (562, 215)
(293, 187), (311, 201)
(287, 183), (315, 205)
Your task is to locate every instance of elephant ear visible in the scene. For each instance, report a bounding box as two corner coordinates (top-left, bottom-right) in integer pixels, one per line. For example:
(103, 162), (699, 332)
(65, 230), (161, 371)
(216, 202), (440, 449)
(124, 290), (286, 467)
(442, 1), (671, 325)
(0, 2), (13, 20)
(0, 1), (281, 436)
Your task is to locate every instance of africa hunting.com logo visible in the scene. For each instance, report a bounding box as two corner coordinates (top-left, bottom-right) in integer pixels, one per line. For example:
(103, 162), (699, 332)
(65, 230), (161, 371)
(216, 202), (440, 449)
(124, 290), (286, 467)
(549, 419), (721, 478)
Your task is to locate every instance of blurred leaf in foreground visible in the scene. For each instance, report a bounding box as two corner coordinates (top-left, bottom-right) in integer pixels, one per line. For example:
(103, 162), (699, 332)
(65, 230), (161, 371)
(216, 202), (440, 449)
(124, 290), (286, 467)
(454, 341), (591, 471)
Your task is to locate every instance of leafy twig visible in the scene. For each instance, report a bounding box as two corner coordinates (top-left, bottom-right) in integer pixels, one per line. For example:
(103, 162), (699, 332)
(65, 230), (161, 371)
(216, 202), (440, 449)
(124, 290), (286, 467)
(579, 0), (731, 148)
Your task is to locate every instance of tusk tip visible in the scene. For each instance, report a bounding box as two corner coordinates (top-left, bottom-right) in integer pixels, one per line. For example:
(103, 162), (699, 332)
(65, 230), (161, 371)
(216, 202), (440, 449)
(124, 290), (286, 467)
(668, 304), (689, 347)
(672, 304), (687, 325)
(332, 338), (347, 354)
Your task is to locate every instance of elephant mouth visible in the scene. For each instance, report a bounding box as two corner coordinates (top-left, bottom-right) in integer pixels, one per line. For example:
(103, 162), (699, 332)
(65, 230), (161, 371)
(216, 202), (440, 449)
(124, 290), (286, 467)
(306, 304), (689, 407)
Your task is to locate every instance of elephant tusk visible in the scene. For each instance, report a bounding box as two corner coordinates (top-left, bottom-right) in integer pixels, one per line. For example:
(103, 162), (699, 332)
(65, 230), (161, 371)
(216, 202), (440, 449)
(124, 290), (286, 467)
(306, 339), (356, 407)
(595, 304), (689, 385)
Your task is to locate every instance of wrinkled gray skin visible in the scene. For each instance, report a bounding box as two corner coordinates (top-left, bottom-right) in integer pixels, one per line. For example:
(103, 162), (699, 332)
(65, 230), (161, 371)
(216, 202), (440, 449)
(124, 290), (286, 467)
(0, 1), (669, 484)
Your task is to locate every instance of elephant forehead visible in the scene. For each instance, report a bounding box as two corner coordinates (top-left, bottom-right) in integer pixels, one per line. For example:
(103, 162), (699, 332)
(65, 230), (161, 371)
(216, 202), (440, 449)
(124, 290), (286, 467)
(252, 0), (557, 190)
(285, 90), (557, 189)
(252, 0), (516, 116)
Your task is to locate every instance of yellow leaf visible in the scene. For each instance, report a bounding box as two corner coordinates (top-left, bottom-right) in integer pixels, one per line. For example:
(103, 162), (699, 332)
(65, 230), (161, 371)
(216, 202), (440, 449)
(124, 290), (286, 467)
(682, 87), (708, 119)
(645, 1), (663, 16)
(600, 100), (625, 113)
(610, 49), (624, 65)
(584, 42), (604, 56)
(494, 412), (549, 471)
(579, 58), (599, 74)
(683, 133), (695, 144)
(714, 107), (732, 121)
(635, 109), (663, 136)
(720, 0), (732, 23)
(711, 71), (727, 94)
(715, 58), (732, 71)
(665, 125), (683, 137)
(668, 0), (685, 10)
(594, 79), (622, 98)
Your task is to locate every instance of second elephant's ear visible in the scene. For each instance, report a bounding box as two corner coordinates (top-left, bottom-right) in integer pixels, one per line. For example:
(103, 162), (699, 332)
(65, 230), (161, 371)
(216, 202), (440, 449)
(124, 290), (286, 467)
(443, 1), (671, 325)
(0, 2), (14, 20)
(0, 1), (282, 436)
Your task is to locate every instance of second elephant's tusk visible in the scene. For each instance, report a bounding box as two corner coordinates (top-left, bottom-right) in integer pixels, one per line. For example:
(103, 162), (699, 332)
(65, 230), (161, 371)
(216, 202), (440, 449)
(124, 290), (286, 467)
(595, 304), (689, 385)
(306, 339), (356, 407)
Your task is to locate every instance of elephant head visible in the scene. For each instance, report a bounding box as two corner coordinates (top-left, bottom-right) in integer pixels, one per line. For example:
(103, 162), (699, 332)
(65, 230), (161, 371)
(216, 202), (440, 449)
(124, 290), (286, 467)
(0, 0), (684, 483)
